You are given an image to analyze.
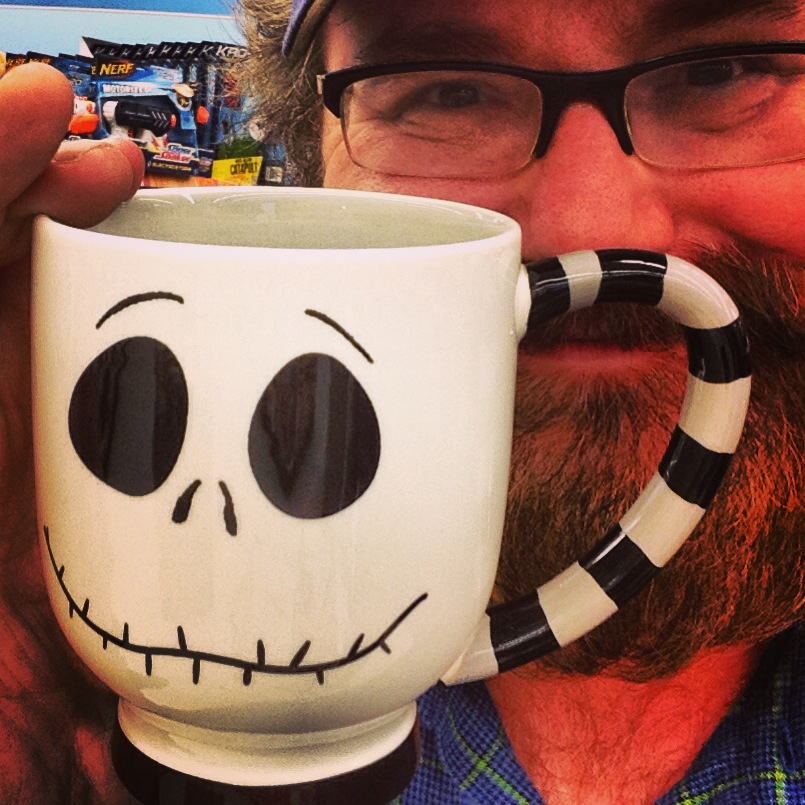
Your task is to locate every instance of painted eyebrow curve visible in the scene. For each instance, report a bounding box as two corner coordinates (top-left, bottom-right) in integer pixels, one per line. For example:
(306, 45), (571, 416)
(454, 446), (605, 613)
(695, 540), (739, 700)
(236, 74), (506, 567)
(305, 309), (374, 364)
(96, 292), (185, 329)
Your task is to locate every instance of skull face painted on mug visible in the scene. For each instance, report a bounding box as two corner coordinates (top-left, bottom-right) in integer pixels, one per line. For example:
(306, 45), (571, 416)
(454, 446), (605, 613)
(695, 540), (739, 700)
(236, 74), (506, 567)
(32, 190), (520, 734)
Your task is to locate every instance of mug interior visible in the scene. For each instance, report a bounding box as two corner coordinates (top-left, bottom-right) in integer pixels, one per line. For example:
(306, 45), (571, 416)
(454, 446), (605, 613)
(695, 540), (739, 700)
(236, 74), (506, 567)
(89, 188), (514, 250)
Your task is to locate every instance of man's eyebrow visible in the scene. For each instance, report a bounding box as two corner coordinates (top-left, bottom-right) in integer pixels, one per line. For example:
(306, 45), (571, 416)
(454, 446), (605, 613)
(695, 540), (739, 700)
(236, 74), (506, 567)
(643, 0), (802, 39)
(305, 309), (374, 363)
(96, 292), (184, 329)
(355, 22), (518, 64)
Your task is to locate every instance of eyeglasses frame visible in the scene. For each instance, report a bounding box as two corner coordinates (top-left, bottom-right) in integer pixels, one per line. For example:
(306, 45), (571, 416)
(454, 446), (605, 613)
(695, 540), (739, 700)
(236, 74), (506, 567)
(317, 40), (805, 166)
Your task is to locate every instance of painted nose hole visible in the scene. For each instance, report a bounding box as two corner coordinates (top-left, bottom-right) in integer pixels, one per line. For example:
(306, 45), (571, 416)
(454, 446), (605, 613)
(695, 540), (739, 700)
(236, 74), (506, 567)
(172, 479), (201, 523)
(171, 479), (238, 536)
(218, 481), (238, 536)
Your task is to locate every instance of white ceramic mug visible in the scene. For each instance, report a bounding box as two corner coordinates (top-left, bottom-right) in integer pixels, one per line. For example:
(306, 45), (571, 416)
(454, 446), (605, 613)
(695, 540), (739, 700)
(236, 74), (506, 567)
(31, 187), (750, 799)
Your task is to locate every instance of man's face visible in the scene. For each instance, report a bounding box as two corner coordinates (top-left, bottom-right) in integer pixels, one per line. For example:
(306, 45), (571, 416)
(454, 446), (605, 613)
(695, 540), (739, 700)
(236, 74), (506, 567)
(318, 0), (805, 678)
(321, 0), (805, 264)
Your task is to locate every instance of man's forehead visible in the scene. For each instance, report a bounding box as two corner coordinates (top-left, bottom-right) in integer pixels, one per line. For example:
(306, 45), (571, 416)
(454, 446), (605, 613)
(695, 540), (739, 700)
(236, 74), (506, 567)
(325, 0), (804, 67)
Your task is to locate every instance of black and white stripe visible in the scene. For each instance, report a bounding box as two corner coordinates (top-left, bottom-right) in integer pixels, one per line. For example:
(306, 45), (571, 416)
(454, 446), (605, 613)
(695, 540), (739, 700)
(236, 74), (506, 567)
(442, 249), (750, 683)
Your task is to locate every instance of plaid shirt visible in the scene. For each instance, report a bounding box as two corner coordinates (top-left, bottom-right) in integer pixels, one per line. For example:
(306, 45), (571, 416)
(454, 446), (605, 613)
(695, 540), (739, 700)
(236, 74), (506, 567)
(395, 625), (805, 804)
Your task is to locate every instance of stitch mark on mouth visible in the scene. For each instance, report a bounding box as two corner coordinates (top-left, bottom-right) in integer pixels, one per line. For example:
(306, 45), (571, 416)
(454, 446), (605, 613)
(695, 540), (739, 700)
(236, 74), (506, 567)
(44, 526), (428, 686)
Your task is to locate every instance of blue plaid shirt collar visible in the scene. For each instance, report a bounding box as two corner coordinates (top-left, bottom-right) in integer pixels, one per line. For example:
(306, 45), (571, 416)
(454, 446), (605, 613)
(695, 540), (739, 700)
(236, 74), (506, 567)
(398, 624), (805, 803)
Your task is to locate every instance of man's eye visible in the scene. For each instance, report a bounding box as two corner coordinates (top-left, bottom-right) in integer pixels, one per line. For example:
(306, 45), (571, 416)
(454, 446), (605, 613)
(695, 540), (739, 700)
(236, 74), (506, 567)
(387, 79), (486, 117)
(356, 74), (493, 120)
(684, 60), (742, 87)
(680, 56), (779, 90)
(638, 55), (785, 127)
(426, 81), (482, 107)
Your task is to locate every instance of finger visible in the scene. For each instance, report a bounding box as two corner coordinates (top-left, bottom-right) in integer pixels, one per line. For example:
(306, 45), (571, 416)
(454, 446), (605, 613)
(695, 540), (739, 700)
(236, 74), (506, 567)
(8, 137), (145, 229)
(0, 62), (74, 207)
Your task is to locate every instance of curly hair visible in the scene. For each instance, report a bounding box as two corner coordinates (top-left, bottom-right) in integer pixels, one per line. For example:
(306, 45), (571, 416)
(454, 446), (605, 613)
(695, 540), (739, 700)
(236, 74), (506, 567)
(235, 0), (325, 186)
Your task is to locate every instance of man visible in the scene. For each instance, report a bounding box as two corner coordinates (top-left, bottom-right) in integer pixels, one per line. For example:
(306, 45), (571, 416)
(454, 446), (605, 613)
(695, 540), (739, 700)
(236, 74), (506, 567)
(237, 2), (805, 802)
(1, 0), (805, 801)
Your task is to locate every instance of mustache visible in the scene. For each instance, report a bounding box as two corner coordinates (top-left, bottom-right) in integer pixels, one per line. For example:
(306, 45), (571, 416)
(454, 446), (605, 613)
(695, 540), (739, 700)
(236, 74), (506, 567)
(521, 243), (805, 356)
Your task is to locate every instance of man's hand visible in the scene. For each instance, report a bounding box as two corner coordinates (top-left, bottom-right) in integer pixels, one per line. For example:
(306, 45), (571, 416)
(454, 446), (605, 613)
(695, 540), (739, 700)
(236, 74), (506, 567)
(0, 62), (144, 804)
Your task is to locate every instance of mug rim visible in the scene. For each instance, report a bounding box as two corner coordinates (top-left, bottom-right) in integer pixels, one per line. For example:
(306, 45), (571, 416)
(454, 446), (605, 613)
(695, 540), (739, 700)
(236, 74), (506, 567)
(35, 186), (521, 257)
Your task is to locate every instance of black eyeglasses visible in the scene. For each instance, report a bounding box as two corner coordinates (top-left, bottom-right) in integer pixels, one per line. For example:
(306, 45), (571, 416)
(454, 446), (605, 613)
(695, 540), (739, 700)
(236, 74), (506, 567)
(318, 41), (805, 178)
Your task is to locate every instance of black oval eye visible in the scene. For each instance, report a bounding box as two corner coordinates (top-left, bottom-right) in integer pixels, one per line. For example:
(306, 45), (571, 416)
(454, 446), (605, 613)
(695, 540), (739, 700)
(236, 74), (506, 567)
(68, 337), (188, 496)
(248, 353), (381, 519)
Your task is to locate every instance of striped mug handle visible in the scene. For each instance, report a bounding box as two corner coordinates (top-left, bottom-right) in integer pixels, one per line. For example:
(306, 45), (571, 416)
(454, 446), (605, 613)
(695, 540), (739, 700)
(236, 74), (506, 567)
(442, 249), (751, 684)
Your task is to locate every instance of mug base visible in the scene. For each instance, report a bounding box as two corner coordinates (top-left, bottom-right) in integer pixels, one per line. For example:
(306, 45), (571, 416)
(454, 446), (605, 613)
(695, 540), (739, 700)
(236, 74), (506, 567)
(111, 715), (419, 804)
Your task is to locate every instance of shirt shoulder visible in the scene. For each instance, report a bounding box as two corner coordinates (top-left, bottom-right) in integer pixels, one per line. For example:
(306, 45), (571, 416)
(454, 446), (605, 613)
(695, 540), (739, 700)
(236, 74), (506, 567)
(398, 681), (542, 804)
(659, 625), (805, 804)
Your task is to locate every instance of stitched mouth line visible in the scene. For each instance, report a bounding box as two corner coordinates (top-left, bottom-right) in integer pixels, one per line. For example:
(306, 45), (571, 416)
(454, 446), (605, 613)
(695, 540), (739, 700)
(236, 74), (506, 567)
(44, 526), (428, 686)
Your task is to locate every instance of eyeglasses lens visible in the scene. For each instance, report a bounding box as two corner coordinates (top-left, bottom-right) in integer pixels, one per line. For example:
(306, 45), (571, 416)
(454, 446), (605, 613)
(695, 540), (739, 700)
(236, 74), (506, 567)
(341, 70), (543, 178)
(627, 52), (805, 169)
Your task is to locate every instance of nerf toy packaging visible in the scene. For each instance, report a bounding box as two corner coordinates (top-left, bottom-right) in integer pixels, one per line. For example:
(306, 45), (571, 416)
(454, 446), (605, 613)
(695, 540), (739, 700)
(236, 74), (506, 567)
(79, 37), (285, 187)
(91, 56), (205, 182)
(0, 36), (288, 187)
(0, 35), (289, 188)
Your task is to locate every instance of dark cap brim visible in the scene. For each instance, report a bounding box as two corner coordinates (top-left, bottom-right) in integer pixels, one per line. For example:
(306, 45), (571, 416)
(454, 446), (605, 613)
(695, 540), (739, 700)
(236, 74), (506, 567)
(283, 0), (339, 56)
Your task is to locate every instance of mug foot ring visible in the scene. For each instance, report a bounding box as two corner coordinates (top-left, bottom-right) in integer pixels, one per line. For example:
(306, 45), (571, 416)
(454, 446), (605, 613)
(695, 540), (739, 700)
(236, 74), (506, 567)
(111, 717), (419, 804)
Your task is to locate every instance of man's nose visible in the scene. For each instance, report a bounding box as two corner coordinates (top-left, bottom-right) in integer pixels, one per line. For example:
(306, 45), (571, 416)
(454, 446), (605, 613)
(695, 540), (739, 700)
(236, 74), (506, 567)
(518, 104), (676, 260)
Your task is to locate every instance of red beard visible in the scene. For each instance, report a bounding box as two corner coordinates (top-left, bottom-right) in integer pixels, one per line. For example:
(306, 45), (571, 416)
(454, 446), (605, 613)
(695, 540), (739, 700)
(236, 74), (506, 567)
(497, 242), (805, 680)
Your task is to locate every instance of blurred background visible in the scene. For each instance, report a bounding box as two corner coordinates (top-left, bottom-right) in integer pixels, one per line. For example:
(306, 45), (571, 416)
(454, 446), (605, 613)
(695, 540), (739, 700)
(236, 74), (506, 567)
(0, 1), (292, 188)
